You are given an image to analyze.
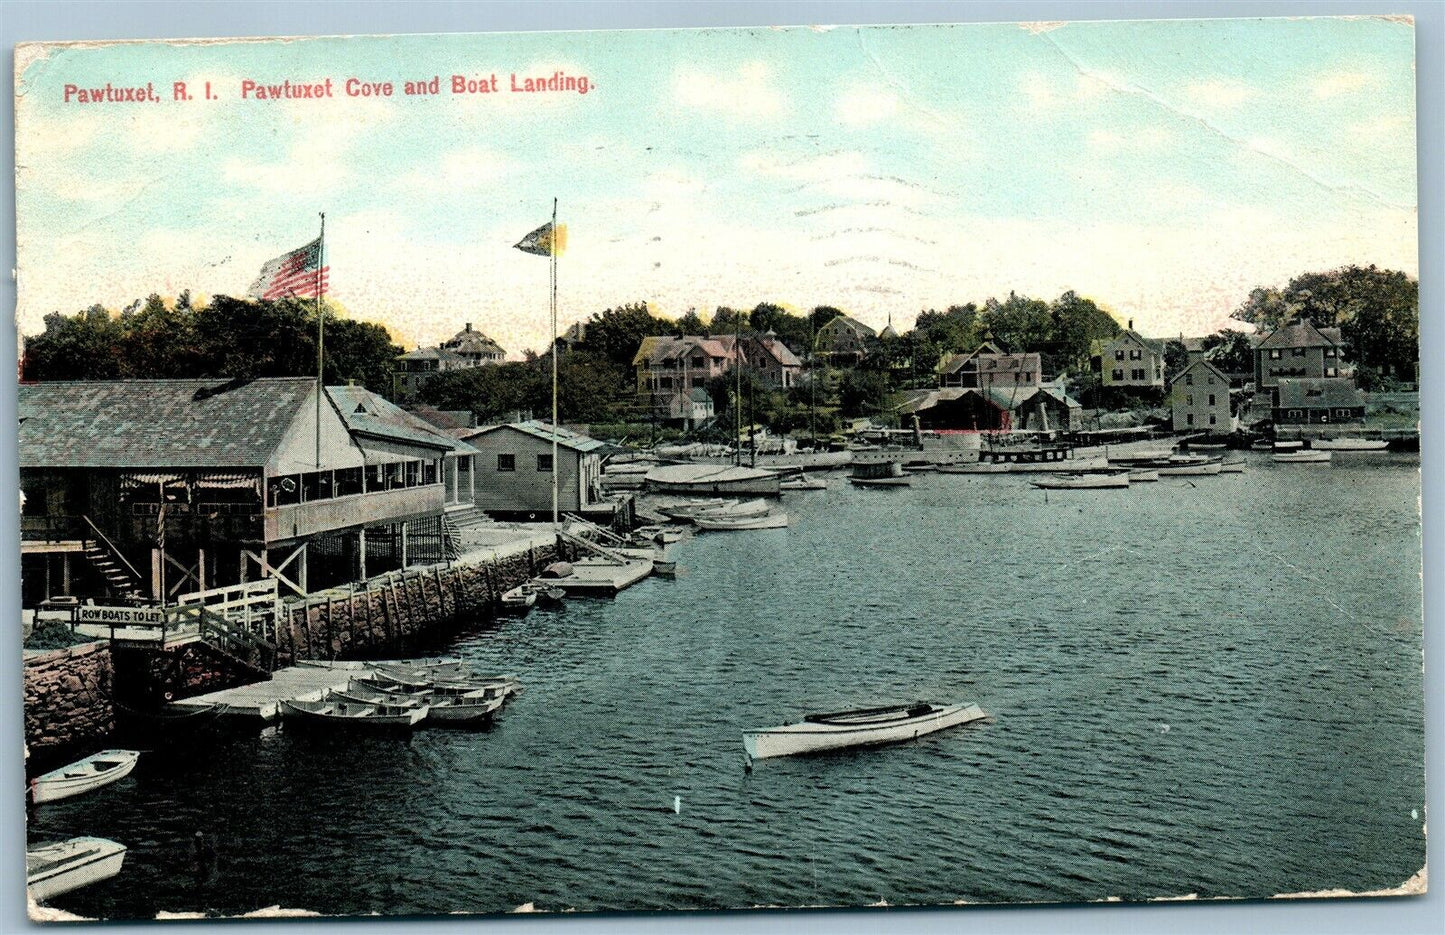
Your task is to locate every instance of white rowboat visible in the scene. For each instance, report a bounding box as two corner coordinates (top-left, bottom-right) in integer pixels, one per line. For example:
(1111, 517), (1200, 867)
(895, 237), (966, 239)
(744, 702), (986, 760)
(695, 512), (789, 531)
(27, 838), (127, 902)
(499, 586), (536, 612)
(1273, 450), (1333, 463)
(692, 498), (771, 519)
(30, 749), (140, 804)
(780, 475), (829, 490)
(1031, 472), (1130, 490)
(1312, 438), (1388, 451)
(279, 697), (428, 728)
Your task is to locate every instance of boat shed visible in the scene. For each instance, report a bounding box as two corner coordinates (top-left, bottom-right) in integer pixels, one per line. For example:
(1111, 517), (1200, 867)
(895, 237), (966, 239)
(18, 378), (463, 605)
(1272, 378), (1366, 426)
(458, 420), (627, 524)
(897, 385), (1082, 432)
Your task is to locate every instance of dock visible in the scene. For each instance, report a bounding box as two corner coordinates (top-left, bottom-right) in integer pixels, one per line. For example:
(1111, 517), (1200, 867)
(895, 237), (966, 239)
(168, 664), (367, 722)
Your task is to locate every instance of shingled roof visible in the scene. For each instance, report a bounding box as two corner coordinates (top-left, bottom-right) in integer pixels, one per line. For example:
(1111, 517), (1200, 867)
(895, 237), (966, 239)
(460, 420), (606, 452)
(17, 377), (319, 469)
(327, 385), (477, 454)
(1257, 319), (1341, 351)
(1274, 378), (1365, 409)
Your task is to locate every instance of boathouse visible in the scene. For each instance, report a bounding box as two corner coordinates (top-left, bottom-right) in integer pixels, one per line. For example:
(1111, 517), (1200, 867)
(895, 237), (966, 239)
(458, 420), (627, 524)
(897, 385), (1082, 432)
(1272, 378), (1366, 426)
(1169, 360), (1234, 433)
(18, 378), (471, 606)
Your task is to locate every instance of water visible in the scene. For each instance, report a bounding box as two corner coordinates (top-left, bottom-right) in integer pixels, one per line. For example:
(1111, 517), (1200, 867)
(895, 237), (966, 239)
(29, 454), (1426, 917)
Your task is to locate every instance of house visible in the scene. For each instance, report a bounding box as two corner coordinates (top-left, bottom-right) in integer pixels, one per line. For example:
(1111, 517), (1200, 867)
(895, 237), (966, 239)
(1272, 378), (1366, 426)
(17, 378), (470, 606)
(938, 341), (1043, 391)
(1254, 318), (1348, 393)
(556, 320), (588, 353)
(1169, 360), (1233, 433)
(632, 335), (736, 428)
(1100, 322), (1165, 388)
(457, 420), (618, 522)
(392, 322), (507, 403)
(814, 314), (876, 365)
(731, 331), (803, 389)
(897, 385), (1082, 432)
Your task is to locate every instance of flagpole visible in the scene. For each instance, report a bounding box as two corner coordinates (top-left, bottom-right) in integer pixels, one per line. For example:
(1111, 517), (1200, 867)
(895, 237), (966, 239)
(550, 198), (559, 530)
(316, 212), (326, 471)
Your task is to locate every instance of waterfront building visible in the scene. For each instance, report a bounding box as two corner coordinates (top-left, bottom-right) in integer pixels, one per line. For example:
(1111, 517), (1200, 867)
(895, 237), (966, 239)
(897, 384), (1082, 432)
(1254, 317), (1349, 393)
(1100, 322), (1166, 388)
(1272, 378), (1367, 426)
(392, 322), (507, 403)
(1169, 360), (1234, 433)
(938, 341), (1044, 391)
(458, 420), (627, 524)
(18, 378), (475, 606)
(814, 314), (877, 366)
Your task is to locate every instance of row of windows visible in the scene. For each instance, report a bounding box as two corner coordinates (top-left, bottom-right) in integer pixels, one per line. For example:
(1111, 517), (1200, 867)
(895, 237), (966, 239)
(496, 454), (553, 473)
(647, 376), (708, 390)
(1267, 347), (1338, 359)
(1183, 414), (1218, 426)
(1111, 369), (1156, 381)
(1182, 373), (1216, 385)
(1183, 394), (1219, 406)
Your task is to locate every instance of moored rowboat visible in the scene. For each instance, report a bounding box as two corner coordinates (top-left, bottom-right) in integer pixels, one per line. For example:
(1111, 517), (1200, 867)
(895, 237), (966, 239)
(279, 697), (428, 729)
(30, 750), (140, 804)
(1031, 471), (1130, 490)
(744, 702), (986, 760)
(1312, 437), (1388, 451)
(694, 512), (789, 531)
(27, 838), (127, 902)
(1273, 450), (1332, 463)
(499, 586), (536, 613)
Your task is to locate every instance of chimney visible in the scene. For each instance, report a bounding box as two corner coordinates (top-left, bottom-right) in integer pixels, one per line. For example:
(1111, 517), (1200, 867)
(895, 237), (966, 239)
(465, 322), (472, 332)
(1128, 318), (1134, 331)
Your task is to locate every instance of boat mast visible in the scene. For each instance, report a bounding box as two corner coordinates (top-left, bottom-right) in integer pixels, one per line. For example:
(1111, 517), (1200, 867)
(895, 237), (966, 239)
(734, 309), (742, 467)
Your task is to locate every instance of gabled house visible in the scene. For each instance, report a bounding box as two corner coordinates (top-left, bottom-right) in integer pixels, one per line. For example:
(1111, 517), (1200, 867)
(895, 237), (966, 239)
(633, 335), (737, 428)
(815, 314), (876, 365)
(1169, 360), (1233, 433)
(392, 322), (507, 403)
(1100, 323), (1165, 388)
(1254, 318), (1348, 393)
(1272, 378), (1366, 426)
(938, 341), (1044, 390)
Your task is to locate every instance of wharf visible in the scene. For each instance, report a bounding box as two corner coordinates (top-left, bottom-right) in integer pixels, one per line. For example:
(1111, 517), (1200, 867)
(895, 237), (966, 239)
(167, 664), (369, 722)
(534, 557), (654, 596)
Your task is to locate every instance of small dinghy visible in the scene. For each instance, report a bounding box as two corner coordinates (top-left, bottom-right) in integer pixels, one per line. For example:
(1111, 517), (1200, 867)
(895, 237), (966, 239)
(1031, 471), (1130, 490)
(1220, 459), (1246, 473)
(1127, 469), (1159, 482)
(30, 750), (140, 804)
(1274, 449), (1332, 463)
(691, 498), (771, 520)
(653, 560), (678, 577)
(499, 585), (536, 613)
(634, 524), (687, 543)
(27, 837), (127, 902)
(780, 474), (829, 490)
(744, 702), (986, 760)
(656, 498), (729, 520)
(522, 582), (567, 604)
(423, 692), (505, 726)
(1312, 437), (1387, 451)
(694, 512), (789, 531)
(279, 697), (428, 729)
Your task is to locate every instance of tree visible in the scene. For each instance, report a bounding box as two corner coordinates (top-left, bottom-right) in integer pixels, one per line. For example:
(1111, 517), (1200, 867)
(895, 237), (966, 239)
(978, 292), (1051, 354)
(674, 308), (709, 336)
(579, 301), (670, 369)
(1162, 339), (1189, 381)
(1201, 329), (1254, 376)
(837, 368), (888, 416)
(1230, 286), (1290, 331)
(1048, 291), (1120, 376)
(23, 305), (125, 381)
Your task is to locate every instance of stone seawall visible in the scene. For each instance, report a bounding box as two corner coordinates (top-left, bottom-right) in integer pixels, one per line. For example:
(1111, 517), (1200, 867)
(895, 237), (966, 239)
(111, 641), (268, 707)
(23, 641), (114, 759)
(279, 542), (562, 661)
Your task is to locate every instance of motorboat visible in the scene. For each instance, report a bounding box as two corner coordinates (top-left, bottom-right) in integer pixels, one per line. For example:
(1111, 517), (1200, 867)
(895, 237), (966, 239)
(1275, 449), (1332, 463)
(1312, 437), (1388, 451)
(743, 702), (986, 760)
(279, 697), (428, 729)
(27, 838), (127, 902)
(694, 512), (789, 531)
(1030, 471), (1130, 490)
(30, 750), (140, 804)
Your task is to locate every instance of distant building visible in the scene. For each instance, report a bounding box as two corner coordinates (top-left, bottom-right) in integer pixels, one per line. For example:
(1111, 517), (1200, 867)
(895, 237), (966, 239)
(1254, 318), (1347, 393)
(938, 341), (1044, 390)
(404, 404), (478, 432)
(392, 322), (506, 403)
(1100, 323), (1165, 388)
(719, 332), (803, 389)
(897, 385), (1082, 432)
(1272, 378), (1366, 426)
(1169, 360), (1233, 433)
(457, 420), (618, 522)
(556, 320), (588, 352)
(815, 314), (876, 365)
(632, 335), (735, 429)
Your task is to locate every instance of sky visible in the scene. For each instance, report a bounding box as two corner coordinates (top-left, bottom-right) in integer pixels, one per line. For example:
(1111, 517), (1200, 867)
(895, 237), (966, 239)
(13, 16), (1419, 357)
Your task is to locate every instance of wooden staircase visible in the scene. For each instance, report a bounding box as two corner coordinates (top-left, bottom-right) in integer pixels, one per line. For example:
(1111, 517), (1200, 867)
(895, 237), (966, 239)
(80, 519), (148, 603)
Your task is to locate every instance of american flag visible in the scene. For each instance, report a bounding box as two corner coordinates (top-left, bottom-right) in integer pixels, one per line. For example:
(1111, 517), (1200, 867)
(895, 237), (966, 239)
(248, 237), (329, 300)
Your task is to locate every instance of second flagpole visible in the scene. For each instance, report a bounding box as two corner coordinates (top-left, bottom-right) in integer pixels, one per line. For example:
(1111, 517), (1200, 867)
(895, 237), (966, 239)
(550, 198), (559, 530)
(316, 212), (326, 470)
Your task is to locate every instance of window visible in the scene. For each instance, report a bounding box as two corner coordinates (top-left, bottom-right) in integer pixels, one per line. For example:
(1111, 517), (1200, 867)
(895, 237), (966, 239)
(660, 377), (673, 389)
(1115, 350), (1125, 361)
(1336, 408), (1352, 419)
(1292, 347), (1306, 357)
(1132, 368), (1145, 381)
(1186, 394), (1194, 406)
(1288, 409), (1303, 420)
(1185, 374), (1193, 385)
(1269, 349), (1282, 360)
(1111, 369), (1124, 381)
(1209, 415), (1217, 425)
(1324, 348), (1337, 358)
(1186, 414), (1194, 426)
(497, 454), (515, 472)
(1325, 367), (1338, 377)
(1208, 394), (1216, 406)
(691, 356), (704, 368)
(692, 377), (705, 388)
(537, 454), (554, 473)
(1207, 376), (1215, 385)
(1129, 349), (1142, 360)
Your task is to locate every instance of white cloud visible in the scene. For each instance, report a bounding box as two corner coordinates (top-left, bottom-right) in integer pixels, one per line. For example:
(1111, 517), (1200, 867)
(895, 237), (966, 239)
(1185, 79), (1256, 109)
(836, 85), (901, 127)
(1312, 70), (1377, 99)
(675, 62), (785, 119)
(397, 147), (510, 193)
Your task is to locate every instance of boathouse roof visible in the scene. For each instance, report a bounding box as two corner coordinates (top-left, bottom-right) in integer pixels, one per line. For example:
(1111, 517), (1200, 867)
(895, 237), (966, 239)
(17, 377), (323, 469)
(460, 420), (606, 452)
(1274, 378), (1365, 409)
(327, 386), (478, 456)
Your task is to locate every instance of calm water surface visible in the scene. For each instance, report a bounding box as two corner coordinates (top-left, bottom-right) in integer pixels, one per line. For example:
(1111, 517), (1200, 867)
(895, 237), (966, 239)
(30, 453), (1426, 917)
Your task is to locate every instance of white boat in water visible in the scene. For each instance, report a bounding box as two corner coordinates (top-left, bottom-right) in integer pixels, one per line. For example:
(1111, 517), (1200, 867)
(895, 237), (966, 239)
(30, 749), (140, 804)
(1220, 460), (1246, 473)
(1274, 450), (1333, 463)
(27, 837), (127, 902)
(1156, 457), (1223, 476)
(692, 498), (771, 519)
(279, 697), (428, 729)
(1031, 471), (1130, 490)
(743, 702), (986, 760)
(1127, 469), (1159, 482)
(780, 474), (829, 490)
(498, 585), (536, 613)
(695, 512), (789, 531)
(645, 464), (782, 497)
(1312, 437), (1388, 451)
